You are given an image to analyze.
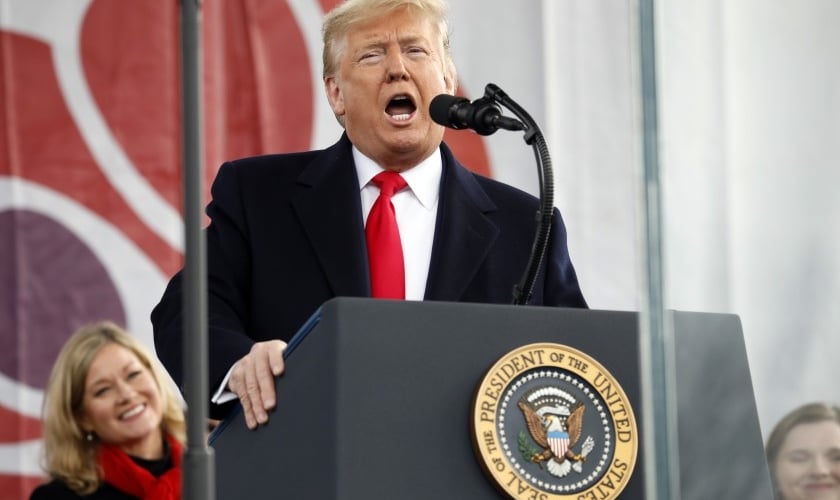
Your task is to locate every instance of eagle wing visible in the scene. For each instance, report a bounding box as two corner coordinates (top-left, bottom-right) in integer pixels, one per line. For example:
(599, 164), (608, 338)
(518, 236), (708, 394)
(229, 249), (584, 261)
(566, 403), (586, 447)
(518, 399), (548, 448)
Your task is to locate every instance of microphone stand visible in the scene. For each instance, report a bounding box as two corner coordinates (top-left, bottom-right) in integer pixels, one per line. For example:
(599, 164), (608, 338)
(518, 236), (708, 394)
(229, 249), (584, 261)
(482, 84), (554, 305)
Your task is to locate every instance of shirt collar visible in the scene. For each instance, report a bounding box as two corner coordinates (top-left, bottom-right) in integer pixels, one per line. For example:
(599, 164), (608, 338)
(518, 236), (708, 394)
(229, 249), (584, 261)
(353, 146), (442, 210)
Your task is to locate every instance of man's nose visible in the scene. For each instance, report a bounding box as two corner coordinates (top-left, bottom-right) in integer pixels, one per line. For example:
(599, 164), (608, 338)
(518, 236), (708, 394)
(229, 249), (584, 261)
(385, 52), (409, 82)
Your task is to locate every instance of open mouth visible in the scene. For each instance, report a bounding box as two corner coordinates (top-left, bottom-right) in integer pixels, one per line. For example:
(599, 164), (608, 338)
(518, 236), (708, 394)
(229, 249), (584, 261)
(385, 94), (416, 121)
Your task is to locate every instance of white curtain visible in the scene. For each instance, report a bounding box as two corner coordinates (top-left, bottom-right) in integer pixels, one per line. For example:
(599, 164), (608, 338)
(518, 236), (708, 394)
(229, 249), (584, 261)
(451, 0), (840, 436)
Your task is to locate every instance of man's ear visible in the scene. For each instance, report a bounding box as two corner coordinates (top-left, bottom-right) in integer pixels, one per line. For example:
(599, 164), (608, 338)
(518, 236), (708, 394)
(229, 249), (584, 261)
(324, 77), (346, 117)
(443, 66), (457, 95)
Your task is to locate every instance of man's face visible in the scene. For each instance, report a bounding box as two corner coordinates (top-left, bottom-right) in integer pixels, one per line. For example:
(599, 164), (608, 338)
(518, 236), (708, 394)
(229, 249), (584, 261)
(325, 8), (456, 171)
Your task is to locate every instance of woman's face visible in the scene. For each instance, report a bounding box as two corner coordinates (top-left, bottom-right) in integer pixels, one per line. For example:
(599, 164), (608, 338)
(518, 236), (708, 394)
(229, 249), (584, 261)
(77, 343), (164, 458)
(775, 420), (840, 500)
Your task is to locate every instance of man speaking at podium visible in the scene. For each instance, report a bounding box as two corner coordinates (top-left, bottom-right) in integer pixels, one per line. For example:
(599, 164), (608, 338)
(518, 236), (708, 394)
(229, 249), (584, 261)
(152, 0), (587, 431)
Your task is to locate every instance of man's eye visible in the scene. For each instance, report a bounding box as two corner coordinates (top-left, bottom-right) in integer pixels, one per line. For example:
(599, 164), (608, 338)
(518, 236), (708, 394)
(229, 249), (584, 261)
(406, 48), (430, 61)
(359, 52), (382, 62)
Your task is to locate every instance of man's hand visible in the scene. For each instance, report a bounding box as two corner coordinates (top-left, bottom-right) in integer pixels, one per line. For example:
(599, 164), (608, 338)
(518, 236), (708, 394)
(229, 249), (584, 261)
(228, 340), (287, 429)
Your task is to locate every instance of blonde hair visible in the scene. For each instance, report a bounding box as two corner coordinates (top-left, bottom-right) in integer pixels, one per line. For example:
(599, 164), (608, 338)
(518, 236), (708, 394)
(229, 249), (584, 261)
(39, 321), (186, 494)
(321, 0), (457, 84)
(765, 402), (840, 499)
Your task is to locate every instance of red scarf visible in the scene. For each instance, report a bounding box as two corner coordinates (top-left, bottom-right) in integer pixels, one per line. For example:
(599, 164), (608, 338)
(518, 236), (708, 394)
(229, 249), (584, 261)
(97, 433), (182, 500)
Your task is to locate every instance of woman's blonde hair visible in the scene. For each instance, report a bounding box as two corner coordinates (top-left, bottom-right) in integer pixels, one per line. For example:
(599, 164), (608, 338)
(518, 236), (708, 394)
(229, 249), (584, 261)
(321, 0), (457, 84)
(39, 321), (186, 494)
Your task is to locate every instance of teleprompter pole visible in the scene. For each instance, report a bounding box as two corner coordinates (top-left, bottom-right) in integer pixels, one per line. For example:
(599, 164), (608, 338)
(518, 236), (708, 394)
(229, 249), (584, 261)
(637, 0), (680, 498)
(180, 1), (215, 499)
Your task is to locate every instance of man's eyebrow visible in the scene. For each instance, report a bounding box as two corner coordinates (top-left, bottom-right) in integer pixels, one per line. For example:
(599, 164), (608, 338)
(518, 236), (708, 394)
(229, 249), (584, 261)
(397, 34), (430, 46)
(357, 33), (427, 49)
(359, 37), (386, 49)
(398, 34), (423, 42)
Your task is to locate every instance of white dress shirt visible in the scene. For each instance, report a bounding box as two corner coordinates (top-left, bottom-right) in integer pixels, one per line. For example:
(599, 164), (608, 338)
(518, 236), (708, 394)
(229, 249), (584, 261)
(354, 146), (440, 301)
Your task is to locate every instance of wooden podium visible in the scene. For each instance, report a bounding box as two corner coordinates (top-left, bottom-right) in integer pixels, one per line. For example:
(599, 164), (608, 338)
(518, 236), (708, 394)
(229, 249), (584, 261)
(208, 298), (772, 499)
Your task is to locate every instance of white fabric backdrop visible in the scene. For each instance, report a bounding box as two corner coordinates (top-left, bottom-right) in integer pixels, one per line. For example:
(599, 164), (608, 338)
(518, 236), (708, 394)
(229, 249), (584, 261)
(450, 0), (840, 436)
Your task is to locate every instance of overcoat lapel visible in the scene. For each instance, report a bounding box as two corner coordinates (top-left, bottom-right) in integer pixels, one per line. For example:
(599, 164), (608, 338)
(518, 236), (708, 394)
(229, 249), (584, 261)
(424, 145), (499, 301)
(291, 136), (370, 297)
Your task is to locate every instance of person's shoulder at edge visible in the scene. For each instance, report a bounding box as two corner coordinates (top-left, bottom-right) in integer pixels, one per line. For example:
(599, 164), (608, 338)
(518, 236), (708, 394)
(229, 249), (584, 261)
(31, 479), (130, 499)
(208, 136), (352, 193)
(30, 478), (119, 500)
(221, 136), (349, 171)
(30, 479), (73, 499)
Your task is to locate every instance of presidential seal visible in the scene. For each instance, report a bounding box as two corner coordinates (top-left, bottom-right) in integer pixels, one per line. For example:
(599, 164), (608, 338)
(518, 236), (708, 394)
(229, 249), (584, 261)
(471, 343), (638, 500)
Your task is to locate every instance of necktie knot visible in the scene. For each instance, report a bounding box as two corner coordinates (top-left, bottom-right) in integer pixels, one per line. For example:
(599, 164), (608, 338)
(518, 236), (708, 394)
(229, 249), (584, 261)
(372, 171), (407, 199)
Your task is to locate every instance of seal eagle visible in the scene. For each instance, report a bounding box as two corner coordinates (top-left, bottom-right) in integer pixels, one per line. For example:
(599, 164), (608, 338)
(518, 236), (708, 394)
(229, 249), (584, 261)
(518, 398), (591, 477)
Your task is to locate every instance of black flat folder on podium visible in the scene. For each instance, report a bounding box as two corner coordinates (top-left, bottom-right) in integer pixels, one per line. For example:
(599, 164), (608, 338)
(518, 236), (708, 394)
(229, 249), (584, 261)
(209, 298), (772, 499)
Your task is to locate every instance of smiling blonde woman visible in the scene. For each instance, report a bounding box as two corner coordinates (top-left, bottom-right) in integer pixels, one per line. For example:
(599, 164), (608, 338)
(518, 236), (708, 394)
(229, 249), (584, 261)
(31, 321), (186, 499)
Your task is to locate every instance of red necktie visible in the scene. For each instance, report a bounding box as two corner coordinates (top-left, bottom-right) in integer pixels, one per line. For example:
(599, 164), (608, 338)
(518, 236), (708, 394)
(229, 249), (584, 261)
(366, 171), (408, 299)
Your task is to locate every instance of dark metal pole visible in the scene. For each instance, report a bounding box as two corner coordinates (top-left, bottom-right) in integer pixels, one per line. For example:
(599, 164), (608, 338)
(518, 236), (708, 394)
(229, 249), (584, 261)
(180, 1), (214, 499)
(637, 0), (680, 498)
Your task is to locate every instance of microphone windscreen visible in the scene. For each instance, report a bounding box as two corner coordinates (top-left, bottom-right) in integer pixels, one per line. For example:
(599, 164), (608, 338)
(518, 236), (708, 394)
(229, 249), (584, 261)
(429, 94), (467, 127)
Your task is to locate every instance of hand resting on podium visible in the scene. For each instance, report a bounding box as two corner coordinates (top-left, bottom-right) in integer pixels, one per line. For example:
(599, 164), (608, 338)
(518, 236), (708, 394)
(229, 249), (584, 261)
(225, 340), (287, 430)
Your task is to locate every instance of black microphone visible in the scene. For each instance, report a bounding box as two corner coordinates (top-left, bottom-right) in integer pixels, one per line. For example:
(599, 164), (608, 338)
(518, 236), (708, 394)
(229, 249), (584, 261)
(430, 94), (524, 135)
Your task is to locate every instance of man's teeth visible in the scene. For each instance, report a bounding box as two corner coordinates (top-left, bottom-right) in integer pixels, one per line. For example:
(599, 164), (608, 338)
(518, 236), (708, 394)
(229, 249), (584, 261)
(121, 404), (145, 419)
(391, 113), (411, 121)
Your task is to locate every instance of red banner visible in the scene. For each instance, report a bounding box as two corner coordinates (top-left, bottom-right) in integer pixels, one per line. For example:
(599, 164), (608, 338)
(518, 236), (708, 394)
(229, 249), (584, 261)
(0, 1), (491, 497)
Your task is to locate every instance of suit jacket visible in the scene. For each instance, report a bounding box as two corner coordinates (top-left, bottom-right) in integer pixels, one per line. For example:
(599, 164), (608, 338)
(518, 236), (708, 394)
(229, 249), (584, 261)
(151, 134), (586, 417)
